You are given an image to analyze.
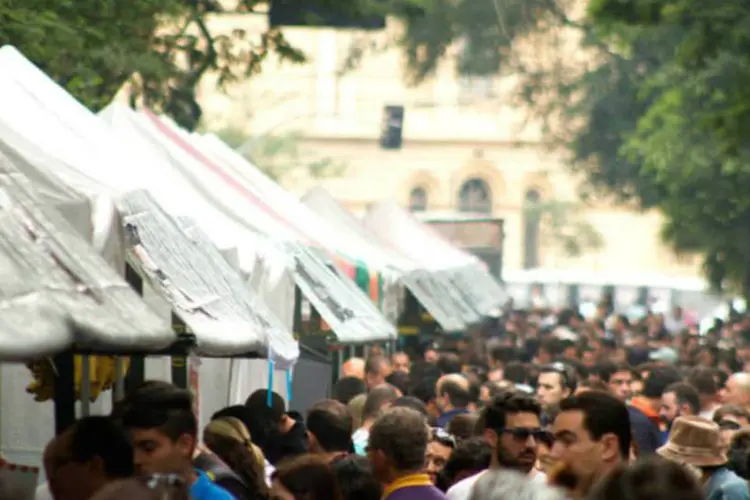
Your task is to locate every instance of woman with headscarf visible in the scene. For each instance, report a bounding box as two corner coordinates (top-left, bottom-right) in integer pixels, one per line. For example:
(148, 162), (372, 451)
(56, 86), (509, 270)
(202, 417), (270, 500)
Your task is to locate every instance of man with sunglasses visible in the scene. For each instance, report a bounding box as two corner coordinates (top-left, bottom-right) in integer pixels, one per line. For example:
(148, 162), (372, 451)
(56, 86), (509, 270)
(446, 392), (546, 500)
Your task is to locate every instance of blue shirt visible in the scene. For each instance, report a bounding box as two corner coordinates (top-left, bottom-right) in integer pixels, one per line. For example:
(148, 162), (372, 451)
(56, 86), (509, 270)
(190, 469), (236, 500)
(436, 408), (469, 429)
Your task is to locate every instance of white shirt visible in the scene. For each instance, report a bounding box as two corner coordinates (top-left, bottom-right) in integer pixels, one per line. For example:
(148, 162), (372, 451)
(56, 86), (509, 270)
(35, 483), (53, 500)
(446, 469), (547, 500)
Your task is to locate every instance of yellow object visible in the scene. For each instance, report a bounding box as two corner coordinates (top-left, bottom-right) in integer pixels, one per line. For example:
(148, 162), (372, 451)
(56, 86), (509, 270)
(25, 355), (131, 403)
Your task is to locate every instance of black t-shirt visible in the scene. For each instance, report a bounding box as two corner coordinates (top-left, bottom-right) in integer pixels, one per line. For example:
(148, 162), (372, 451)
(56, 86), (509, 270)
(194, 452), (251, 500)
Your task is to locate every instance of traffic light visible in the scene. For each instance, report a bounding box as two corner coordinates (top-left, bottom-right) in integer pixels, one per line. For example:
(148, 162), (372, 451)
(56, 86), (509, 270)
(380, 105), (404, 150)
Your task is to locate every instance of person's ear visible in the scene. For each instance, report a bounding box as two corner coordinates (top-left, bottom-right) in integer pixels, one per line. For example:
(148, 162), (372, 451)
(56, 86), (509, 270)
(599, 433), (620, 462)
(679, 403), (693, 416)
(87, 455), (105, 476)
(483, 428), (498, 449)
(176, 433), (196, 457)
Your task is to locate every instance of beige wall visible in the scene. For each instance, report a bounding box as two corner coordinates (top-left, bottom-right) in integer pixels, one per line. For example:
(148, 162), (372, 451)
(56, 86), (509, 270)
(197, 13), (701, 277)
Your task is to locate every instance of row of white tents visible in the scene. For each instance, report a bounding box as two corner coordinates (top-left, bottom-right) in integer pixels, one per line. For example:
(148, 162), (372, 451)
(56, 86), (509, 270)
(0, 45), (503, 465)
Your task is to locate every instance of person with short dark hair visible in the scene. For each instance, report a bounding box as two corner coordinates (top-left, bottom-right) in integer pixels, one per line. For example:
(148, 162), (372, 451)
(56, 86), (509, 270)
(368, 407), (448, 499)
(446, 413), (478, 443)
(121, 383), (233, 500)
(412, 376), (440, 421)
(307, 399), (354, 462)
(588, 457), (702, 500)
(446, 392), (545, 499)
(43, 416), (134, 500)
(437, 353), (462, 375)
(386, 370), (411, 396)
(536, 363), (577, 424)
(334, 377), (367, 405)
(392, 396), (430, 420)
(332, 455), (382, 500)
(549, 391), (631, 498)
(271, 454), (343, 500)
(439, 438), (492, 492)
(245, 389), (308, 465)
(688, 367), (721, 419)
(660, 382), (700, 430)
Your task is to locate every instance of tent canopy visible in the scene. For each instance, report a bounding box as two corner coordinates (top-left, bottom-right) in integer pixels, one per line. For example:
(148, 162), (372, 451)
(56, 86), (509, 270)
(0, 45), (299, 361)
(0, 150), (173, 361)
(103, 105), (395, 344)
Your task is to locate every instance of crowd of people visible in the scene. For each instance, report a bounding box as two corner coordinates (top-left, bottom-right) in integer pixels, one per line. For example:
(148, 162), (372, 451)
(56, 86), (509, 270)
(33, 304), (750, 500)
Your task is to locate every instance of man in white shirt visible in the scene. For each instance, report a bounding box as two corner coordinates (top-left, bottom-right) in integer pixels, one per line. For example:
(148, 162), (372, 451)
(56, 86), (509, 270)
(446, 392), (547, 500)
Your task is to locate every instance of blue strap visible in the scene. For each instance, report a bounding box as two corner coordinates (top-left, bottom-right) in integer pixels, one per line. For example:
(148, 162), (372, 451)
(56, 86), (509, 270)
(286, 369), (293, 403)
(266, 359), (275, 407)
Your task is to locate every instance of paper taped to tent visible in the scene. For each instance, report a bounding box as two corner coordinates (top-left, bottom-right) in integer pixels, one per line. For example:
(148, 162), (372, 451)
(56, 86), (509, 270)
(0, 150), (173, 361)
(101, 103), (396, 344)
(0, 44), (302, 359)
(302, 187), (470, 331)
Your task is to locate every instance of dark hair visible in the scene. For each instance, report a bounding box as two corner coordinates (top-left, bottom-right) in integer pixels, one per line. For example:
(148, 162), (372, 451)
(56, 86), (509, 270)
(306, 400), (353, 453)
(446, 413), (478, 442)
(391, 396), (429, 419)
(272, 455), (342, 500)
(69, 416), (134, 478)
(331, 455), (382, 500)
(439, 380), (471, 408)
(437, 353), (462, 375)
(333, 377), (367, 405)
(362, 384), (400, 420)
(483, 392), (541, 432)
(538, 363), (578, 393)
(578, 379), (609, 392)
(588, 457), (702, 500)
(642, 366), (682, 399)
(121, 384), (196, 441)
(441, 437), (492, 485)
(385, 371), (410, 396)
(713, 405), (749, 424)
(502, 362), (528, 385)
(411, 376), (438, 405)
(596, 362), (632, 384)
(687, 368), (718, 397)
(490, 346), (517, 364)
(664, 382), (701, 415)
(558, 391), (631, 459)
(369, 408), (428, 472)
(245, 389), (285, 423)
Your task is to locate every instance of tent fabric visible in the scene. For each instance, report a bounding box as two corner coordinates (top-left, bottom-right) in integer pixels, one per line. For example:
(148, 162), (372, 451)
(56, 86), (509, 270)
(106, 106), (394, 344)
(302, 187), (474, 331)
(0, 150), (173, 361)
(0, 45), (298, 359)
(195, 134), (405, 304)
(363, 202), (504, 317)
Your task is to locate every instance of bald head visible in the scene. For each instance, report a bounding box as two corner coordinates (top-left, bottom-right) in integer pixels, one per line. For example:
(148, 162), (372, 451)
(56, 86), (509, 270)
(342, 357), (365, 380)
(437, 373), (470, 393)
(725, 373), (750, 409)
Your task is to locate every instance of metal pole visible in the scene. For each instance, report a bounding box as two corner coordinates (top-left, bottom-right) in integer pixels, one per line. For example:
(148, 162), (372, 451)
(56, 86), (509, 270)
(80, 356), (91, 417)
(114, 357), (125, 401)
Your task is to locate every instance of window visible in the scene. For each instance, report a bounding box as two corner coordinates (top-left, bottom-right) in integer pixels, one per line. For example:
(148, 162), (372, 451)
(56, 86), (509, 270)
(409, 187), (428, 212)
(523, 190), (541, 269)
(458, 178), (492, 213)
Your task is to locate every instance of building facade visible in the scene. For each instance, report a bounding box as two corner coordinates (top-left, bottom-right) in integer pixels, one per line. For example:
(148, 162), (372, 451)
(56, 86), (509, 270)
(198, 14), (701, 277)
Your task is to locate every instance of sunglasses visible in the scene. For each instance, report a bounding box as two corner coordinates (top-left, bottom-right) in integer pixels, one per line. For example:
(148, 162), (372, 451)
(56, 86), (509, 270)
(501, 427), (551, 442)
(431, 427), (457, 448)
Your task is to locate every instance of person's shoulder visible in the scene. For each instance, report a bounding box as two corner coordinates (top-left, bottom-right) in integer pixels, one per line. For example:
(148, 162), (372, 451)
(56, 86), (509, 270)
(446, 471), (483, 500)
(205, 481), (238, 500)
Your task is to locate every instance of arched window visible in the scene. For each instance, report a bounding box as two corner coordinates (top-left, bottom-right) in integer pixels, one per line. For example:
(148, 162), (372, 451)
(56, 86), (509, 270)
(523, 189), (541, 269)
(458, 178), (492, 213)
(408, 187), (428, 212)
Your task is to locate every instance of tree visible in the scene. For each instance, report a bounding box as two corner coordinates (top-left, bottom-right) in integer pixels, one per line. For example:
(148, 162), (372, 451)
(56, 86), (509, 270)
(524, 198), (604, 259)
(213, 126), (346, 182)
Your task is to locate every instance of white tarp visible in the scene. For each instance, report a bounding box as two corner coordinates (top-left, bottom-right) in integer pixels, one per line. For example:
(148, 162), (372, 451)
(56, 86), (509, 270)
(302, 187), (468, 332)
(103, 104), (395, 344)
(364, 202), (504, 318)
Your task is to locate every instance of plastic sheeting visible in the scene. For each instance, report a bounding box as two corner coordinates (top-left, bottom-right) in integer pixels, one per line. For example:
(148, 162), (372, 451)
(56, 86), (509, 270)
(302, 187), (469, 331)
(0, 45), (298, 359)
(364, 202), (504, 318)
(0, 151), (173, 360)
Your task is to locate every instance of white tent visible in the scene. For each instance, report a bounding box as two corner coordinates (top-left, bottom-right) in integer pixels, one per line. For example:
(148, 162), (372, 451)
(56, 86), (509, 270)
(101, 104), (396, 345)
(302, 187), (471, 331)
(364, 202), (504, 317)
(0, 45), (300, 463)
